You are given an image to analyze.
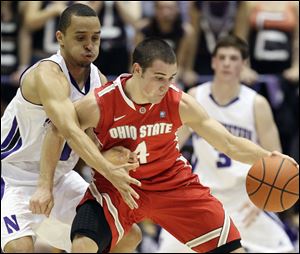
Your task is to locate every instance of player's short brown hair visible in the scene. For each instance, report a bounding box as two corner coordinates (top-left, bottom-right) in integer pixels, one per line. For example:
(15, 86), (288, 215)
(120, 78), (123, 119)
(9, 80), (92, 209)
(132, 38), (177, 71)
(212, 35), (249, 60)
(58, 3), (98, 34)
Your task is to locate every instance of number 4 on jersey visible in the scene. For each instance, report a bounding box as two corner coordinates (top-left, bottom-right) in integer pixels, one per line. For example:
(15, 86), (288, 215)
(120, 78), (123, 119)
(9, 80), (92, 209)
(134, 141), (149, 164)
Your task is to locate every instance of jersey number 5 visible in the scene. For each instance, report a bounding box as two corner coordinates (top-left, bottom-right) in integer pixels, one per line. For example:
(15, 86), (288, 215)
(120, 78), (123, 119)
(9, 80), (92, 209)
(134, 141), (149, 164)
(217, 152), (232, 168)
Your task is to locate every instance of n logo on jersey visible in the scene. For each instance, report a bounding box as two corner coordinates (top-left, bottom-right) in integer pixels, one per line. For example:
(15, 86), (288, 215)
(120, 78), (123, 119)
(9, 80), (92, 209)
(3, 215), (20, 234)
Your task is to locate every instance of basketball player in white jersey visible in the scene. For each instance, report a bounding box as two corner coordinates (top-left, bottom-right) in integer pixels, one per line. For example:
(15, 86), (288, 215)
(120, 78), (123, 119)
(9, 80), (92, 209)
(1, 3), (141, 253)
(157, 35), (295, 253)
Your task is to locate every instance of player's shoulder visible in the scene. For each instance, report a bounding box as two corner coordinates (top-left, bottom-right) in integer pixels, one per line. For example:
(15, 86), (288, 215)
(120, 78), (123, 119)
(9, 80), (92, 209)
(94, 80), (117, 98)
(254, 92), (271, 109)
(187, 82), (210, 98)
(28, 60), (63, 78)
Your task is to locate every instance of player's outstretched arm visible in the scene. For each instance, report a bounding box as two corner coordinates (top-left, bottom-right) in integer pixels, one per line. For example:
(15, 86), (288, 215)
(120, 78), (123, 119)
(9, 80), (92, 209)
(74, 91), (142, 209)
(179, 92), (298, 167)
(22, 62), (140, 210)
(31, 62), (130, 177)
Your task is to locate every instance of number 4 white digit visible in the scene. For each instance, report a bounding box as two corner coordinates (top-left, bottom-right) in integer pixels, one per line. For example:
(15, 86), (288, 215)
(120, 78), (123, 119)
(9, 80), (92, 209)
(134, 141), (149, 164)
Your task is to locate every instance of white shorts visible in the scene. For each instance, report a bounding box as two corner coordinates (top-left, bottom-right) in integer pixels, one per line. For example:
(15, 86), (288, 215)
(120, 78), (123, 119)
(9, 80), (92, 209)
(1, 166), (89, 251)
(156, 189), (295, 253)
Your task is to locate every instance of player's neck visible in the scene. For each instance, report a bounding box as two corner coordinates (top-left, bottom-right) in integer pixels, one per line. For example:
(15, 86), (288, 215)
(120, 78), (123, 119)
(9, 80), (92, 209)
(125, 77), (149, 105)
(65, 62), (90, 90)
(211, 78), (240, 105)
(61, 51), (90, 89)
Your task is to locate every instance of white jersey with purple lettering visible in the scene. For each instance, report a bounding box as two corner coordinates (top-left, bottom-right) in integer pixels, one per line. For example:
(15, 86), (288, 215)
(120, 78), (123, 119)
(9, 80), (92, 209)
(1, 50), (101, 184)
(192, 82), (258, 198)
(1, 51), (101, 251)
(157, 82), (294, 253)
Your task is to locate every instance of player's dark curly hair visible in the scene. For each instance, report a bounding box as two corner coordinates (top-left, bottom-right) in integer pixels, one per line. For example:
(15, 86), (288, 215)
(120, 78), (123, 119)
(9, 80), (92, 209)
(58, 3), (98, 34)
(132, 38), (177, 72)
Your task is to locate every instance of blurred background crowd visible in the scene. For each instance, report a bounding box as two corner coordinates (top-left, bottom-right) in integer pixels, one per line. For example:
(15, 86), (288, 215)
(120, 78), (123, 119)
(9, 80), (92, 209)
(1, 1), (299, 252)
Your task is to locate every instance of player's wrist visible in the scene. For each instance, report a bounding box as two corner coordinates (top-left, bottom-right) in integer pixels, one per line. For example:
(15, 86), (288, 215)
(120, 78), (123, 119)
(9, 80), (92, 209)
(37, 182), (53, 191)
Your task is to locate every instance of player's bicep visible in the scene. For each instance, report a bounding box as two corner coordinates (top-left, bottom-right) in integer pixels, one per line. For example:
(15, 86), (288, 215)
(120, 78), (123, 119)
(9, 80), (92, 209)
(35, 65), (80, 135)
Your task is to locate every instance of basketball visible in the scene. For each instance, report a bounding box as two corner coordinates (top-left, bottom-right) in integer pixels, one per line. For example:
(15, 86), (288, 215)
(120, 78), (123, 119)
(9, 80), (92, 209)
(246, 156), (299, 212)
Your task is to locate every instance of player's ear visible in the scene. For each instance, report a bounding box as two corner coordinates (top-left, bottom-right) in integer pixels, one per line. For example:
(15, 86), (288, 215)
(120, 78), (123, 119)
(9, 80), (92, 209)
(132, 63), (142, 77)
(56, 31), (64, 47)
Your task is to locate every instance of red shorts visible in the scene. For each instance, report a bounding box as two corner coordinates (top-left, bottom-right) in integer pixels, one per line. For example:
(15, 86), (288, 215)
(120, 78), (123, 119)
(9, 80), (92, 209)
(80, 173), (241, 253)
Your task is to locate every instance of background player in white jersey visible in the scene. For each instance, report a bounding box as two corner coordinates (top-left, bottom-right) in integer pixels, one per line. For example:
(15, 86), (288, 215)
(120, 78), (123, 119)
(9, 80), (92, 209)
(1, 3), (141, 253)
(157, 35), (295, 253)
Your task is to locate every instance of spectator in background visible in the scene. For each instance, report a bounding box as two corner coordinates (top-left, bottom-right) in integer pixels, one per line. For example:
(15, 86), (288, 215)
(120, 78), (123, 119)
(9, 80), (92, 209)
(135, 1), (197, 91)
(24, 1), (69, 63)
(1, 1), (31, 115)
(92, 1), (141, 77)
(235, 1), (299, 85)
(234, 1), (299, 154)
(188, 1), (242, 85)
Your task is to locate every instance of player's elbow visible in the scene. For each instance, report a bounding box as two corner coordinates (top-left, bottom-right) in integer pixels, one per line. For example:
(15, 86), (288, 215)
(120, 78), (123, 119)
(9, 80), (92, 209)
(57, 124), (79, 142)
(48, 123), (64, 139)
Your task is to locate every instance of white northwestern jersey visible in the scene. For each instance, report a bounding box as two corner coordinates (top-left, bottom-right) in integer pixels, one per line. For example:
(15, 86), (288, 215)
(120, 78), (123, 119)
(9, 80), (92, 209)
(192, 82), (258, 196)
(1, 51), (101, 184)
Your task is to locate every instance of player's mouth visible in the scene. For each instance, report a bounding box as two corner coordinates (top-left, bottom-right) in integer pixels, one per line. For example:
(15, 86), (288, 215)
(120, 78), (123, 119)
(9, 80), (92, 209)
(83, 53), (95, 59)
(222, 70), (232, 75)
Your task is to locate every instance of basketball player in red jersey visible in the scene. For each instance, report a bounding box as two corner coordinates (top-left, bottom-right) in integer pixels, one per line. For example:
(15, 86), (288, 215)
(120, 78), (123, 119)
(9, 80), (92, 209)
(57, 38), (297, 253)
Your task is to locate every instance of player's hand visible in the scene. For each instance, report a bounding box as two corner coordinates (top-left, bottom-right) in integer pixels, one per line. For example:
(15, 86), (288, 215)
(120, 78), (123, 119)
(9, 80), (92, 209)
(283, 66), (299, 83)
(240, 66), (259, 86)
(103, 146), (137, 166)
(270, 151), (299, 169)
(29, 187), (54, 217)
(106, 162), (141, 210)
(238, 202), (261, 228)
(49, 2), (67, 16)
(102, 146), (141, 209)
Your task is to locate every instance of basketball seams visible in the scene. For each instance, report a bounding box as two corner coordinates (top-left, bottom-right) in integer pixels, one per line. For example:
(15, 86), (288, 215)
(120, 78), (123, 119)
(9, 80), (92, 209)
(247, 175), (264, 196)
(247, 159), (266, 196)
(247, 174), (298, 195)
(263, 158), (285, 210)
(247, 156), (299, 212)
(280, 173), (299, 210)
(281, 173), (299, 195)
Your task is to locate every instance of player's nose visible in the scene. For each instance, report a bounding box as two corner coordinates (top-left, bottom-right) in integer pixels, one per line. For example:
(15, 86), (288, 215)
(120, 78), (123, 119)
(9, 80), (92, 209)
(84, 41), (93, 51)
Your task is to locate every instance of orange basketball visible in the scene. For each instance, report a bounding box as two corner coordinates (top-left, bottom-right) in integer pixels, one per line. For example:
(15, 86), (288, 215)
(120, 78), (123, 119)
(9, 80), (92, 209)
(246, 156), (299, 212)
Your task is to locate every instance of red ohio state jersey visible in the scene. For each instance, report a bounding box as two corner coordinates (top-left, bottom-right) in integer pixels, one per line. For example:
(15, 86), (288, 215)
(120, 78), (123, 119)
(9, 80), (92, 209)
(93, 74), (195, 191)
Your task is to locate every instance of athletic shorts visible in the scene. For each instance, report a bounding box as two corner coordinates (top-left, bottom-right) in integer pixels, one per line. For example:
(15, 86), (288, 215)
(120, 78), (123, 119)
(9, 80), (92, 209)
(78, 175), (241, 253)
(1, 164), (89, 251)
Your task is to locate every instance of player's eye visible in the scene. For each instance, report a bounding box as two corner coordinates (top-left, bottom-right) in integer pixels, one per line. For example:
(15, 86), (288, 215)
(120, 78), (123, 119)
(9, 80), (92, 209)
(155, 77), (164, 82)
(76, 37), (84, 41)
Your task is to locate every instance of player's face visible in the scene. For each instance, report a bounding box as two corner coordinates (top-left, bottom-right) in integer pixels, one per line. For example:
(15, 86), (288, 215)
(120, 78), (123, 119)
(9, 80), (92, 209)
(211, 47), (245, 81)
(57, 15), (100, 67)
(139, 59), (177, 104)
